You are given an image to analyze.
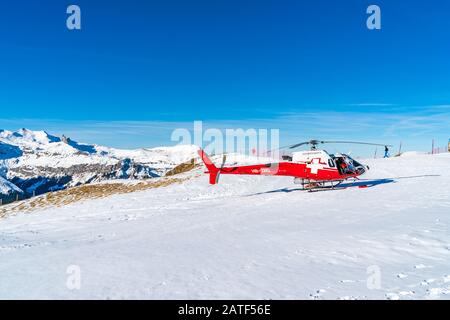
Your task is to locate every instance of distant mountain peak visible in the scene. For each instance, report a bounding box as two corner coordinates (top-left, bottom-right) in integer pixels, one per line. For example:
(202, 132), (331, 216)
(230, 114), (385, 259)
(1, 128), (61, 145)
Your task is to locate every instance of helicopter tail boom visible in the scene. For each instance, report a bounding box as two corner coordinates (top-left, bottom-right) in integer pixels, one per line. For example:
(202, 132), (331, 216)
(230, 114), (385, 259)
(198, 149), (221, 184)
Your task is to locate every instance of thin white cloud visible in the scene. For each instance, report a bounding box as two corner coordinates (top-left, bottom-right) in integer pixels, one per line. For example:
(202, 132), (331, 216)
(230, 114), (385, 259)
(1, 105), (449, 155)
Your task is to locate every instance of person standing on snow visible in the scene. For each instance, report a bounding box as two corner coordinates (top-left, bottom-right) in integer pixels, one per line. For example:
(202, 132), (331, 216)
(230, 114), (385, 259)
(384, 146), (390, 158)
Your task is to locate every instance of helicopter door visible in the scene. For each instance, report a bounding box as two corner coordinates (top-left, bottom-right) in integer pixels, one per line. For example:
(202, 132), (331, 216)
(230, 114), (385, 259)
(335, 157), (354, 175)
(335, 157), (345, 175)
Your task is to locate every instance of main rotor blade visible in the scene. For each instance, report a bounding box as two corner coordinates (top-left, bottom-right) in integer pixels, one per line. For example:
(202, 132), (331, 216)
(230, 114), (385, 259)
(322, 141), (393, 147)
(281, 140), (393, 151)
(288, 141), (312, 149)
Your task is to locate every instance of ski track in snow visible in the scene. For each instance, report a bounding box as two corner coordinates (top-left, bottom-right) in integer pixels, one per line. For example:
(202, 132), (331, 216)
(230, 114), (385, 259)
(0, 153), (450, 299)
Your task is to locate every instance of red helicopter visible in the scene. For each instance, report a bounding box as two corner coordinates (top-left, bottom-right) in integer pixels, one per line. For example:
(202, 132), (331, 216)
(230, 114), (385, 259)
(198, 140), (391, 190)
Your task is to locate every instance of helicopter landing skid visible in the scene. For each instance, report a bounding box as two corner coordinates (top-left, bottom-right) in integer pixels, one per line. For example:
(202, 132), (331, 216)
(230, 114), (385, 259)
(300, 180), (345, 192)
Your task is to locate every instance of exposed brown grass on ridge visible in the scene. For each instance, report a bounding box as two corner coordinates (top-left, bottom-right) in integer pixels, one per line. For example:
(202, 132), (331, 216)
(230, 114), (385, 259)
(0, 176), (189, 218)
(165, 158), (199, 176)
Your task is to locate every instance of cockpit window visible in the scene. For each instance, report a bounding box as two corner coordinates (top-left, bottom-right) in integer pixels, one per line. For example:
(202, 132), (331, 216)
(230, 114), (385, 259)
(344, 154), (363, 168)
(328, 154), (367, 175)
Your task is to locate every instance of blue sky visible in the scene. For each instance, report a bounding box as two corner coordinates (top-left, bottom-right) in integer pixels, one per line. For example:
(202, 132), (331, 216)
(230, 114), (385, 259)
(1, 0), (450, 153)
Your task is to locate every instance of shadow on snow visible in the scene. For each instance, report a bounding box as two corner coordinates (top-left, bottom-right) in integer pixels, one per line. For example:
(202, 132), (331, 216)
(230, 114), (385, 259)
(248, 175), (440, 196)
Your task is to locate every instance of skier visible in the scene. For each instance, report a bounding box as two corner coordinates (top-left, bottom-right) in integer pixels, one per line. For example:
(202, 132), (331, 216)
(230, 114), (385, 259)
(384, 145), (390, 158)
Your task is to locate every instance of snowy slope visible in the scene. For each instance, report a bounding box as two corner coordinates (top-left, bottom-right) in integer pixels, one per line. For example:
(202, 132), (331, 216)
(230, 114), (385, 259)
(0, 153), (450, 299)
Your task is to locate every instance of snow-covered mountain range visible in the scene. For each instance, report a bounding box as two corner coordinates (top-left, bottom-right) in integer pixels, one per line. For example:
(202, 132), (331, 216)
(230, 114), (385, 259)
(0, 128), (198, 202)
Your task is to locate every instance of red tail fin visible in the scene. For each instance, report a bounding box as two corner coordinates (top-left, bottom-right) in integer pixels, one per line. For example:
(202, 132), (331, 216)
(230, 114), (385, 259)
(198, 149), (220, 184)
